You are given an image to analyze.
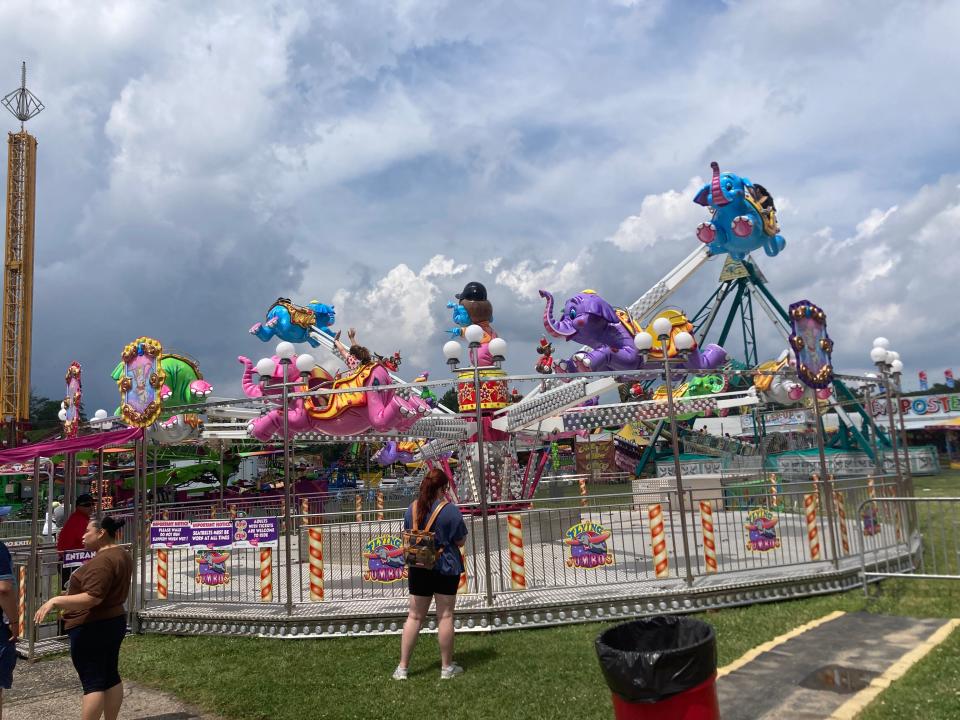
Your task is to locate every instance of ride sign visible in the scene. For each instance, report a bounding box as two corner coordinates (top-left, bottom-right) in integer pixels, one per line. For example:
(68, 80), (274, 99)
(190, 520), (233, 549)
(149, 520), (192, 549)
(232, 517), (279, 548)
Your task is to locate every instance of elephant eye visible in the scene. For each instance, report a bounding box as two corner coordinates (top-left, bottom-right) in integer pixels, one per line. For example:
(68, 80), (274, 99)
(568, 308), (577, 319)
(725, 182), (733, 190)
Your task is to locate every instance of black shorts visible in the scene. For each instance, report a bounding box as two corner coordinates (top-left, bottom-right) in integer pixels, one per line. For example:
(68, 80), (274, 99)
(68, 615), (127, 694)
(408, 567), (459, 597)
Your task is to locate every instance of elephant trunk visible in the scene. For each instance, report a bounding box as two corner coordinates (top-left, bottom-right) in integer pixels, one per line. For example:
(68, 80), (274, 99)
(710, 161), (729, 206)
(238, 356), (263, 398)
(539, 290), (576, 340)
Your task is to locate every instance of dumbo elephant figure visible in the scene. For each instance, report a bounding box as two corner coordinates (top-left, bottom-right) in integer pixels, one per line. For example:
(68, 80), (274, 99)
(539, 290), (727, 373)
(755, 349), (832, 405)
(694, 161), (786, 260)
(250, 298), (336, 348)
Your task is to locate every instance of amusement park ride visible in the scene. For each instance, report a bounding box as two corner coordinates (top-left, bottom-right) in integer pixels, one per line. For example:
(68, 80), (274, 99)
(0, 63), (42, 444)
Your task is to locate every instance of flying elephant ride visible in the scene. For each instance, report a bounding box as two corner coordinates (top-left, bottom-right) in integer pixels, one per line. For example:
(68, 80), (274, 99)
(754, 349), (832, 405)
(538, 291), (727, 374)
(237, 352), (432, 442)
(249, 297), (337, 348)
(693, 161), (786, 260)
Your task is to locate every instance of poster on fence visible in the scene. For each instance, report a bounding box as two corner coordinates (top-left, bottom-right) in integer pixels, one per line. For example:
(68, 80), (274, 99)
(190, 520), (234, 550)
(232, 517), (279, 548)
(62, 550), (96, 568)
(195, 549), (231, 586)
(362, 534), (407, 583)
(149, 520), (192, 549)
(563, 522), (614, 568)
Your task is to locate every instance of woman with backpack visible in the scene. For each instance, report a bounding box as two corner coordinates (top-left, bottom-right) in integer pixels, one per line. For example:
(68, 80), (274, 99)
(394, 468), (467, 681)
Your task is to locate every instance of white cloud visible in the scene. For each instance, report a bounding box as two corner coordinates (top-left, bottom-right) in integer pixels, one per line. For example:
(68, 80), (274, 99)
(494, 255), (586, 301)
(330, 255), (465, 367)
(608, 177), (706, 251)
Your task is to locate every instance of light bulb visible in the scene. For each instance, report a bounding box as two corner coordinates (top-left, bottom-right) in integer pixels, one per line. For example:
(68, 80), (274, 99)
(443, 341), (463, 361)
(464, 324), (484, 344)
(652, 317), (672, 338)
(872, 337), (890, 349)
(633, 332), (654, 351)
(674, 331), (695, 351)
(276, 341), (296, 360)
(295, 354), (316, 373)
(488, 337), (507, 359)
(255, 358), (277, 377)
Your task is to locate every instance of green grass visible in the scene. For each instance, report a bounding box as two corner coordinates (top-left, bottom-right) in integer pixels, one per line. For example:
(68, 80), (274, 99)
(115, 471), (960, 720)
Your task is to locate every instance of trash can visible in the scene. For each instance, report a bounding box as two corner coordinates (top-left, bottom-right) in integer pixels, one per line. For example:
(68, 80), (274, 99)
(595, 616), (719, 720)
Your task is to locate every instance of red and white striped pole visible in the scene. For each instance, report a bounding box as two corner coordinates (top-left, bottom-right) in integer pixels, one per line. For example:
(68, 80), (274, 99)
(648, 504), (669, 578)
(156, 549), (169, 600)
(699, 501), (718, 574)
(259, 548), (274, 602)
(308, 527), (325, 601)
(833, 490), (850, 555)
(507, 514), (527, 590)
(804, 493), (821, 560)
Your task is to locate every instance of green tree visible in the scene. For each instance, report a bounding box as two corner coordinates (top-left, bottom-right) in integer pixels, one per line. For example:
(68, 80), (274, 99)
(29, 390), (62, 429)
(440, 387), (459, 413)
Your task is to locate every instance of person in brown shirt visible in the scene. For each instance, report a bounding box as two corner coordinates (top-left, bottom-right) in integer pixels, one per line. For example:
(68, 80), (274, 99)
(35, 515), (131, 720)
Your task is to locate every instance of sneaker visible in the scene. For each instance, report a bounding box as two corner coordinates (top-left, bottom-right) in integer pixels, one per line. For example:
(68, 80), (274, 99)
(392, 666), (408, 681)
(440, 663), (464, 680)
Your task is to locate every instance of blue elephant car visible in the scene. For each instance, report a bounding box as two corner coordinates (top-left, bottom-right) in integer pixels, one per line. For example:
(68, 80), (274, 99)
(694, 161), (786, 260)
(250, 298), (335, 347)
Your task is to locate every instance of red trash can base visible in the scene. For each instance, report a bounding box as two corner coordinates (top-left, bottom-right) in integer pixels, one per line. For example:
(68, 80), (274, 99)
(611, 673), (720, 720)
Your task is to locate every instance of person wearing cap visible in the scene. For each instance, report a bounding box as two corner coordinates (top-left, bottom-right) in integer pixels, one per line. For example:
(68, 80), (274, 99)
(454, 281), (498, 364)
(58, 495), (95, 591)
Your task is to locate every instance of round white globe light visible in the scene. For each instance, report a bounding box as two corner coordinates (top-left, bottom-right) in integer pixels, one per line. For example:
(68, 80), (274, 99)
(488, 337), (508, 359)
(295, 354), (316, 373)
(276, 341), (296, 360)
(634, 332), (654, 351)
(887, 351), (900, 362)
(94, 409), (108, 420)
(652, 317), (672, 338)
(890, 359), (903, 373)
(443, 341), (463, 361)
(57, 409), (67, 421)
(464, 324), (485, 344)
(869, 347), (889, 364)
(256, 358), (277, 377)
(674, 331), (695, 351)
(872, 337), (890, 349)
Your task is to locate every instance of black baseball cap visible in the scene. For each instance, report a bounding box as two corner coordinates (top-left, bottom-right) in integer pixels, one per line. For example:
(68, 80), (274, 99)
(455, 281), (487, 302)
(76, 493), (95, 507)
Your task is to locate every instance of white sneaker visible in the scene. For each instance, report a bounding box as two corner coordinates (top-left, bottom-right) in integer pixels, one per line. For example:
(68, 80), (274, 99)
(440, 663), (464, 680)
(392, 666), (408, 681)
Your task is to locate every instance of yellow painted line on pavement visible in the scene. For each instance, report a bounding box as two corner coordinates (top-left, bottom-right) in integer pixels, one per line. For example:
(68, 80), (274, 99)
(717, 610), (845, 678)
(829, 618), (960, 720)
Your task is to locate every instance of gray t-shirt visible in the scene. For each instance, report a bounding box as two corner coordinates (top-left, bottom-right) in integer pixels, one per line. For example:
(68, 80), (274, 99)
(403, 500), (467, 576)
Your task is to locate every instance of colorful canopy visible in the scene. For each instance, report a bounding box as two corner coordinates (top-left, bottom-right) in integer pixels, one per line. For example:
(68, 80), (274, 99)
(0, 427), (143, 465)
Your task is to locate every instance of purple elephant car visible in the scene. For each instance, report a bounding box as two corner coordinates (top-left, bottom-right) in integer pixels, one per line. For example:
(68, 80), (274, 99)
(539, 289), (727, 373)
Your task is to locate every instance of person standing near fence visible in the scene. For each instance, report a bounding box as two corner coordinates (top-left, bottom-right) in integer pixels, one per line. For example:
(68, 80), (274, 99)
(393, 469), (467, 681)
(34, 516), (132, 720)
(0, 537), (19, 718)
(57, 494), (95, 590)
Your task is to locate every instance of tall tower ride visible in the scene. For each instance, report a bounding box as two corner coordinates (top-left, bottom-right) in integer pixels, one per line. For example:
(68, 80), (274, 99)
(0, 63), (43, 441)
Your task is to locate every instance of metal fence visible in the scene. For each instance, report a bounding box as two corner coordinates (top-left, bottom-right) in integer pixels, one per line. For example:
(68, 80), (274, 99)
(125, 472), (910, 608)
(860, 497), (960, 589)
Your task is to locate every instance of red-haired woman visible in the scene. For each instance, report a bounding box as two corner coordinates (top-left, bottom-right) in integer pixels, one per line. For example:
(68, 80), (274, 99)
(394, 469), (467, 680)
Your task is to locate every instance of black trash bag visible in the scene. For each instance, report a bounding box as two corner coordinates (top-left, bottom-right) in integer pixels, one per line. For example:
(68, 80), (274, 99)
(595, 617), (717, 703)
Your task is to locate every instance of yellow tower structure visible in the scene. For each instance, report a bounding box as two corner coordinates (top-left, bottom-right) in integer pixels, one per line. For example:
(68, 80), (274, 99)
(0, 63), (43, 440)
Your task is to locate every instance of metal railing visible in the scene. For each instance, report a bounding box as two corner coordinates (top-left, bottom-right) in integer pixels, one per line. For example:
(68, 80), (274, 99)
(860, 497), (960, 589)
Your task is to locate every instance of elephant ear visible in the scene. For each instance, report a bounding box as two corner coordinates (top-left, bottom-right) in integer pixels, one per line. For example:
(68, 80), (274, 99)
(581, 293), (619, 323)
(693, 183), (712, 206)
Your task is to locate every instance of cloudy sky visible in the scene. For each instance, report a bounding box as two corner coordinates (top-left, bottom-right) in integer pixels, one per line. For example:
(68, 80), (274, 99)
(2, 0), (958, 412)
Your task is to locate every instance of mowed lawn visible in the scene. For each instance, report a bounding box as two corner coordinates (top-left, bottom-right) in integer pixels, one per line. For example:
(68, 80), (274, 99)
(119, 471), (960, 720)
